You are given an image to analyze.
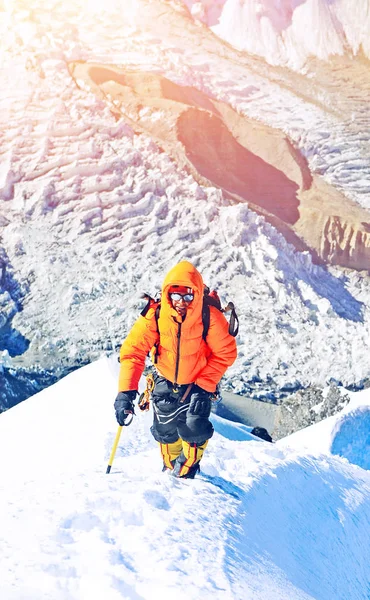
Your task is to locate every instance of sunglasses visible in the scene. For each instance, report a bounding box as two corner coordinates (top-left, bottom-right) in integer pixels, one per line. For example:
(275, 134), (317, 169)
(169, 293), (194, 302)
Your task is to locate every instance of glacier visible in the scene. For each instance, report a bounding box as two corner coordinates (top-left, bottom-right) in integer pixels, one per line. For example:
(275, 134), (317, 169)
(0, 0), (370, 411)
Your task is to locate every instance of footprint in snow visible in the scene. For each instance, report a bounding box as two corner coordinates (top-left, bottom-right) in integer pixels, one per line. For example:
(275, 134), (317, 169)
(143, 489), (170, 511)
(60, 511), (102, 531)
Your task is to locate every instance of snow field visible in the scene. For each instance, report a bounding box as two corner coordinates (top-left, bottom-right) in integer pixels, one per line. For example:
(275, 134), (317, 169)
(1, 358), (370, 599)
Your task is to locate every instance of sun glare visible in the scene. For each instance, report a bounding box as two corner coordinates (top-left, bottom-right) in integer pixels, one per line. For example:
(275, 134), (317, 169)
(0, 0), (113, 16)
(84, 0), (110, 14)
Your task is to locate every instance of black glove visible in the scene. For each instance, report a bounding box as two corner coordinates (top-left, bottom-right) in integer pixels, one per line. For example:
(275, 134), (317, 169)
(114, 391), (137, 425)
(189, 386), (212, 417)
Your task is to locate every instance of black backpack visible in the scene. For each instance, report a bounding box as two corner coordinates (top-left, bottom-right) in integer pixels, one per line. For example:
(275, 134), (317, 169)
(251, 427), (273, 443)
(141, 286), (239, 341)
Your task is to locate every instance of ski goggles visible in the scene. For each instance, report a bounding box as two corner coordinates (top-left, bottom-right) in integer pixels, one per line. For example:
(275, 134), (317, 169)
(169, 292), (194, 302)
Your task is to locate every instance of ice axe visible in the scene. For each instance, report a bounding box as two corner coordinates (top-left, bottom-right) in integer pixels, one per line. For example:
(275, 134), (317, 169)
(106, 412), (134, 474)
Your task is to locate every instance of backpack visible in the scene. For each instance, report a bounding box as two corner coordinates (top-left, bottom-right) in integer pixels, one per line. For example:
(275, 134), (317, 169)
(251, 427), (273, 443)
(140, 285), (239, 342)
(200, 286), (239, 339)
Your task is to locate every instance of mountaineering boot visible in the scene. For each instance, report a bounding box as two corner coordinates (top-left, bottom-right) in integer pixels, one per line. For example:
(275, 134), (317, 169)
(160, 439), (183, 471)
(162, 461), (176, 472)
(172, 456), (200, 479)
(171, 440), (208, 479)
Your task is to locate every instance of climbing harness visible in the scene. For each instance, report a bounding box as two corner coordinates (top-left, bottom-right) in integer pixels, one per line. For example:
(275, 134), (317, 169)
(138, 372), (155, 411)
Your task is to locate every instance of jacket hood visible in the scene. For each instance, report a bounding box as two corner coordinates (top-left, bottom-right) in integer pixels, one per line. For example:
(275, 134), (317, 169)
(161, 261), (204, 325)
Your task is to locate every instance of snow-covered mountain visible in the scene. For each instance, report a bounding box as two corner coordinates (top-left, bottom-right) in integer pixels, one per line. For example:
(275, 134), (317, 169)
(191, 0), (370, 70)
(1, 0), (370, 410)
(1, 357), (370, 599)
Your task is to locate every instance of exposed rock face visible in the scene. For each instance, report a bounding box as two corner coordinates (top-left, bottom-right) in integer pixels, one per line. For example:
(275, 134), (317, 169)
(177, 107), (300, 225)
(322, 217), (370, 271)
(70, 61), (370, 270)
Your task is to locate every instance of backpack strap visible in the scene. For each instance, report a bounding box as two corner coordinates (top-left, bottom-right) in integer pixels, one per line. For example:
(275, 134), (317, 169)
(154, 304), (160, 333)
(141, 296), (161, 362)
(224, 302), (239, 337)
(140, 294), (156, 317)
(202, 300), (239, 340)
(153, 303), (161, 363)
(202, 303), (210, 341)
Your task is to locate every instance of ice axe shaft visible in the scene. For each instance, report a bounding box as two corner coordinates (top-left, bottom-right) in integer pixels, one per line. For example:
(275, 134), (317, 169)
(106, 425), (123, 474)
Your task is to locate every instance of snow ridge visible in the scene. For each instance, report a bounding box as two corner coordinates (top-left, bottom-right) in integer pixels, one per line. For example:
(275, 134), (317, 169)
(1, 358), (370, 599)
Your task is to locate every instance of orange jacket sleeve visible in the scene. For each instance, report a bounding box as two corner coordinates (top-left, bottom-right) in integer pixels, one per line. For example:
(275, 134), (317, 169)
(195, 307), (237, 392)
(118, 309), (159, 392)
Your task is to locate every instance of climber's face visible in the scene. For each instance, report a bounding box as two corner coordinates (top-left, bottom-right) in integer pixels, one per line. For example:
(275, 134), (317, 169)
(168, 286), (194, 317)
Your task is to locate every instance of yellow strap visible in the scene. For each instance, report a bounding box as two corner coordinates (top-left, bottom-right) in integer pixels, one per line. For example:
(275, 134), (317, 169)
(179, 440), (208, 476)
(160, 439), (183, 469)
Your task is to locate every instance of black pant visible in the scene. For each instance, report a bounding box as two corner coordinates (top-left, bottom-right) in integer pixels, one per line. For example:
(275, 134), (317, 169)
(150, 375), (214, 445)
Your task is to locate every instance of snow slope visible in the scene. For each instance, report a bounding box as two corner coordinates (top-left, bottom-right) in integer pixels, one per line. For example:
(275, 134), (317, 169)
(1, 357), (370, 599)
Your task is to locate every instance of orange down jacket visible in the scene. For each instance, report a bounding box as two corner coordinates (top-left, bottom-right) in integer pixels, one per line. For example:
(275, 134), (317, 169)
(118, 261), (237, 393)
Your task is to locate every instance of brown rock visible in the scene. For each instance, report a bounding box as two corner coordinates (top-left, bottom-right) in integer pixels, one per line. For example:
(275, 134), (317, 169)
(69, 61), (370, 270)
